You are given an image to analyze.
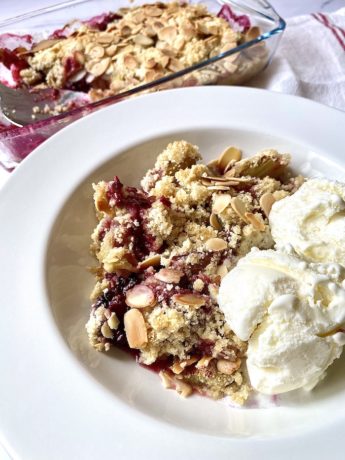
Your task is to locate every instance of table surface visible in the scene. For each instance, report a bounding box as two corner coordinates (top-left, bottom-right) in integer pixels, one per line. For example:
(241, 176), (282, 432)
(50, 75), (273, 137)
(0, 0), (344, 456)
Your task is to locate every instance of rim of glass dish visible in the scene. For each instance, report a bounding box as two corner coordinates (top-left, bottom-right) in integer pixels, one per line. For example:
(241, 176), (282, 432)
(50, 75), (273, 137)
(0, 0), (286, 135)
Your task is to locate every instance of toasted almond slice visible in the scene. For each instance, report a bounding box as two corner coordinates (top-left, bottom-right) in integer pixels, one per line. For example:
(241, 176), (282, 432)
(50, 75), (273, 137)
(125, 284), (156, 309)
(106, 45), (118, 56)
(205, 238), (228, 252)
(160, 55), (170, 68)
(231, 197), (247, 221)
(180, 356), (198, 369)
(195, 356), (213, 369)
(134, 34), (154, 46)
(210, 213), (222, 230)
(145, 6), (163, 16)
(173, 293), (206, 308)
(223, 61), (238, 73)
(138, 254), (161, 270)
(213, 194), (231, 214)
(207, 159), (219, 171)
(101, 322), (113, 339)
(244, 212), (266, 231)
(175, 379), (193, 397)
(168, 57), (184, 72)
(145, 58), (157, 69)
(107, 312), (120, 330)
(124, 54), (138, 69)
(120, 25), (132, 37)
(223, 173), (254, 182)
(158, 26), (177, 42)
(31, 38), (61, 52)
(98, 33), (116, 44)
(207, 185), (231, 191)
(216, 263), (228, 279)
(159, 370), (175, 389)
(170, 362), (184, 375)
(260, 192), (275, 217)
(218, 147), (242, 172)
(88, 45), (105, 59)
(124, 309), (148, 349)
(245, 26), (261, 42)
(155, 268), (183, 284)
(204, 175), (231, 182)
(89, 57), (110, 77)
(216, 358), (241, 375)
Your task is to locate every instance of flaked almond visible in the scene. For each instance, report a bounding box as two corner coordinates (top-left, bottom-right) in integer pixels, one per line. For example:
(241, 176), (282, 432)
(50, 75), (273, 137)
(159, 370), (174, 389)
(101, 322), (113, 339)
(168, 57), (184, 72)
(231, 197), (247, 222)
(207, 185), (231, 191)
(89, 57), (110, 77)
(74, 51), (85, 64)
(170, 362), (184, 375)
(138, 254), (161, 269)
(124, 309), (148, 349)
(244, 212), (266, 231)
(245, 26), (261, 42)
(145, 58), (157, 69)
(145, 6), (163, 16)
(213, 194), (231, 214)
(180, 356), (198, 368)
(120, 25), (132, 37)
(158, 26), (177, 42)
(95, 195), (110, 213)
(216, 263), (228, 279)
(107, 312), (120, 330)
(173, 36), (185, 51)
(173, 293), (206, 308)
(105, 45), (118, 56)
(223, 61), (238, 73)
(134, 34), (154, 46)
(124, 54), (138, 69)
(68, 69), (87, 83)
(217, 358), (241, 375)
(210, 213), (222, 230)
(207, 158), (219, 171)
(155, 268), (183, 284)
(260, 192), (275, 217)
(98, 33), (116, 44)
(218, 146), (242, 172)
(195, 356), (213, 369)
(31, 38), (61, 52)
(125, 284), (156, 308)
(205, 238), (227, 252)
(88, 45), (105, 59)
(145, 69), (163, 82)
(160, 55), (170, 68)
(175, 379), (193, 397)
(203, 175), (231, 183)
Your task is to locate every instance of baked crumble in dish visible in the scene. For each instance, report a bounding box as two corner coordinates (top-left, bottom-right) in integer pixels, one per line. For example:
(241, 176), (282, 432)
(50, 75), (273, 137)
(86, 140), (304, 404)
(0, 2), (266, 110)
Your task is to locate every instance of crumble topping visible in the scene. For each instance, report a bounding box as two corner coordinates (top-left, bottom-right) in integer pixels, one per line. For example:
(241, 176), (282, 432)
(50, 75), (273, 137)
(86, 139), (303, 403)
(15, 2), (266, 104)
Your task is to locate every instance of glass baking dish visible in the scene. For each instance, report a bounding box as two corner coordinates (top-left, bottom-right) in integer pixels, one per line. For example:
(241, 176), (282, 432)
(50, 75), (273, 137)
(0, 0), (285, 170)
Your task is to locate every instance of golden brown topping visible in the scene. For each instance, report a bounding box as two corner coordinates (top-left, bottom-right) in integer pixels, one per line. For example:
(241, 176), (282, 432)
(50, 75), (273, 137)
(209, 212), (222, 230)
(218, 146), (242, 172)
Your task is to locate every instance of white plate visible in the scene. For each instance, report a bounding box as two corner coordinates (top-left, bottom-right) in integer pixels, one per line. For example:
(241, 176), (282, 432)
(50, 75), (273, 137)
(1, 86), (345, 460)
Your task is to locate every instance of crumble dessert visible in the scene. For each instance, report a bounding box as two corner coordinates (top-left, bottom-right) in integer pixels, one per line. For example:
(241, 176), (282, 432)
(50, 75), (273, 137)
(86, 140), (303, 403)
(1, 3), (266, 107)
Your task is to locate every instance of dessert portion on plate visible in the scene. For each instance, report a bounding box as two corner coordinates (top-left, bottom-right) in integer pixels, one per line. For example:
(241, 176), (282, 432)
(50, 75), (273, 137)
(86, 140), (306, 403)
(2, 2), (265, 105)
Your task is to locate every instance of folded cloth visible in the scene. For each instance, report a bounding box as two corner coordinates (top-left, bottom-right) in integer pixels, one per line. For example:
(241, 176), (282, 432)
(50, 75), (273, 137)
(249, 7), (345, 111)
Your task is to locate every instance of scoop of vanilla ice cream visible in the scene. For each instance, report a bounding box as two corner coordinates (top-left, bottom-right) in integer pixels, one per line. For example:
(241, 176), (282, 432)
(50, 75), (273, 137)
(218, 248), (345, 394)
(269, 179), (345, 265)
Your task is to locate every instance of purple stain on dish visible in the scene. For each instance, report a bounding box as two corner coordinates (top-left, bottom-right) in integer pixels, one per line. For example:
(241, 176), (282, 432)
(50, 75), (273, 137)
(217, 5), (251, 32)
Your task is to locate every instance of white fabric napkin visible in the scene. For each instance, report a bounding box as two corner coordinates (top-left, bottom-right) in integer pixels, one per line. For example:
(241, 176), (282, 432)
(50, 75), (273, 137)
(248, 7), (345, 111)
